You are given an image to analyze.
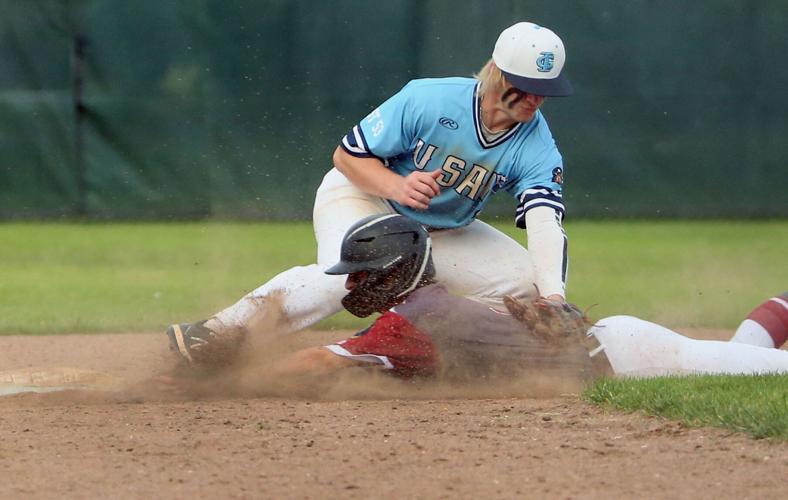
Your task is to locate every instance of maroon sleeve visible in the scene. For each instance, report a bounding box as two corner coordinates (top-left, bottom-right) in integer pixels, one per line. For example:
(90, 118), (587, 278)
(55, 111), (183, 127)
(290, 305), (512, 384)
(336, 311), (439, 377)
(392, 284), (594, 380)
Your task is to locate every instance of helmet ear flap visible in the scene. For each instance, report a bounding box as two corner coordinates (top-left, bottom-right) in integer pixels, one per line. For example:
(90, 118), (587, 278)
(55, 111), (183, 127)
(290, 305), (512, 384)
(342, 251), (435, 318)
(328, 215), (434, 317)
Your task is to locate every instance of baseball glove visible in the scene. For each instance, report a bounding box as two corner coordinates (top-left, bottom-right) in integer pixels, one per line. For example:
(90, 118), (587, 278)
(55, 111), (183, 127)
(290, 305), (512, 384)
(502, 296), (590, 346)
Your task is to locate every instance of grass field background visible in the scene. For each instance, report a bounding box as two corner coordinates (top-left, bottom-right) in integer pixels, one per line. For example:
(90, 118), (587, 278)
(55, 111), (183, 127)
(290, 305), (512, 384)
(1, 219), (786, 335)
(585, 374), (788, 440)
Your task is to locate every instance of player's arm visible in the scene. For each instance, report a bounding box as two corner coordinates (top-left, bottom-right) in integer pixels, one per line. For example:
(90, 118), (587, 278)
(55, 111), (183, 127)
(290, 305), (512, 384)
(523, 205), (568, 301)
(512, 163), (568, 300)
(332, 146), (441, 210)
(335, 82), (442, 210)
(508, 131), (569, 301)
(265, 346), (362, 377)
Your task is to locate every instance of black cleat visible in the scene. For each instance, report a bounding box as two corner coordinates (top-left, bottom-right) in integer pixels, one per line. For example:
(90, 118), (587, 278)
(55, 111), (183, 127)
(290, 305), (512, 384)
(166, 321), (245, 370)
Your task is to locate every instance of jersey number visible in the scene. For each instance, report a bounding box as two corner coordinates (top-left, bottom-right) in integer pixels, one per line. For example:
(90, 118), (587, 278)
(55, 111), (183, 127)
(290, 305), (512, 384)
(366, 109), (384, 137)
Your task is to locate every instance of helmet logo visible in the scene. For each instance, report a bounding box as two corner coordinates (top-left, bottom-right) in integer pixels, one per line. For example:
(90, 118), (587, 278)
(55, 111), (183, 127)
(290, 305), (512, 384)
(536, 52), (555, 72)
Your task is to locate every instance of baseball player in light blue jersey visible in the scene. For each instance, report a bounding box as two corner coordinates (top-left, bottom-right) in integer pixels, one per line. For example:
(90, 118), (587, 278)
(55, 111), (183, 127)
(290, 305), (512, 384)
(340, 77), (564, 230)
(167, 22), (577, 369)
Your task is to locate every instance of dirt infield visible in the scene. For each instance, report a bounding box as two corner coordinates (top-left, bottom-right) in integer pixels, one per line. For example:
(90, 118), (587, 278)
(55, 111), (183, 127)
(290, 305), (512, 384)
(1, 330), (786, 499)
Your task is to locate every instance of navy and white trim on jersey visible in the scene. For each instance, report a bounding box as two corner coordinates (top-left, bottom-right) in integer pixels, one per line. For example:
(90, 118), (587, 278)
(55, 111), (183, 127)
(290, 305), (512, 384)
(561, 224), (569, 285)
(338, 77), (565, 229)
(340, 125), (375, 158)
(472, 83), (541, 149)
(514, 186), (565, 229)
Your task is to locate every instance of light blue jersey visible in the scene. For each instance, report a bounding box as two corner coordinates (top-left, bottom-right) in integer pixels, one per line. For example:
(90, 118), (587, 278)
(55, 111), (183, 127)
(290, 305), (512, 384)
(340, 77), (565, 229)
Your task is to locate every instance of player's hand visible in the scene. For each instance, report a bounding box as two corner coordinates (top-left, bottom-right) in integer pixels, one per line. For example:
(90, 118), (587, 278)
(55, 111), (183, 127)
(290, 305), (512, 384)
(503, 295), (588, 345)
(393, 170), (442, 210)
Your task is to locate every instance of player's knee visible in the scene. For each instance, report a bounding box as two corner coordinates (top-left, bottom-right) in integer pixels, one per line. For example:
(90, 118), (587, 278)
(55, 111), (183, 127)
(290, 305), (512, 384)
(591, 315), (639, 330)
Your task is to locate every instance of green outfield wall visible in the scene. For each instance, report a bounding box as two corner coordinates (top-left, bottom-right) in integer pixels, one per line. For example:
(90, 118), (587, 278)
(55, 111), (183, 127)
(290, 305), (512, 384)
(1, 0), (786, 220)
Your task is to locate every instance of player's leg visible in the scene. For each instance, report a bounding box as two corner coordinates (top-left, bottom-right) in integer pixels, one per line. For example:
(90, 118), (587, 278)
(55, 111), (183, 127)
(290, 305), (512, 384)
(429, 219), (539, 307)
(207, 168), (393, 334)
(590, 315), (788, 377)
(209, 192), (534, 337)
(166, 168), (393, 369)
(729, 292), (788, 348)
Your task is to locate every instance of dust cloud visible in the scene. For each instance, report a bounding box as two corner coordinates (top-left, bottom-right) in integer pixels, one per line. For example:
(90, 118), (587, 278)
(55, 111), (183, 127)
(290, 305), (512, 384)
(0, 299), (592, 406)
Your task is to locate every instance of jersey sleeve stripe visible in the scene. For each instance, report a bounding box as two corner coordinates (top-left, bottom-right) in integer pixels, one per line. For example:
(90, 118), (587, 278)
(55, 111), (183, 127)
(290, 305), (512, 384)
(353, 125), (368, 150)
(560, 225), (569, 284)
(515, 203), (566, 228)
(519, 186), (563, 203)
(518, 198), (566, 213)
(324, 344), (395, 369)
(515, 186), (566, 229)
(340, 125), (376, 158)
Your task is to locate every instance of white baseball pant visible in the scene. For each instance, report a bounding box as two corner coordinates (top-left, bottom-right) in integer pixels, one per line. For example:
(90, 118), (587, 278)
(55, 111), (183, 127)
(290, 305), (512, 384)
(210, 168), (539, 334)
(590, 316), (788, 377)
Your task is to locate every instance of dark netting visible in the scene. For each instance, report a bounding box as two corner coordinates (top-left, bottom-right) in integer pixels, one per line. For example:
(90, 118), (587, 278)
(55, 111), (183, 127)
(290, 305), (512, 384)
(1, 0), (786, 219)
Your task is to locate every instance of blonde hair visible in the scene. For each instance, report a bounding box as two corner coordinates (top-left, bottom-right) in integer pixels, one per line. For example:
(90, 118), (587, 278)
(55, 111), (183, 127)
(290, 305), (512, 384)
(474, 59), (507, 97)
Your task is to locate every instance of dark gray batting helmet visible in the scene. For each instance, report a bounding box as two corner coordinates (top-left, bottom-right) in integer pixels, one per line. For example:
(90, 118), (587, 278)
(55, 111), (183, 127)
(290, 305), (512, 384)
(325, 214), (435, 317)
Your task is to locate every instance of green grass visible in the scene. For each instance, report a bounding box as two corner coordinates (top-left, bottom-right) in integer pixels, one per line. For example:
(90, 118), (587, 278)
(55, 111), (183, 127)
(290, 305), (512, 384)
(567, 220), (788, 328)
(584, 374), (788, 440)
(0, 220), (786, 334)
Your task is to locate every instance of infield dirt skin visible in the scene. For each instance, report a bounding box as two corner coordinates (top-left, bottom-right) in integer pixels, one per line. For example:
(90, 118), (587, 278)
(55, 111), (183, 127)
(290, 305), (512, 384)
(0, 330), (786, 499)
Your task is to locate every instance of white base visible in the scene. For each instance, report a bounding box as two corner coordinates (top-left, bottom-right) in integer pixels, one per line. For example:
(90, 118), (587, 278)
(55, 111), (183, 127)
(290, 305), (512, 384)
(0, 367), (122, 397)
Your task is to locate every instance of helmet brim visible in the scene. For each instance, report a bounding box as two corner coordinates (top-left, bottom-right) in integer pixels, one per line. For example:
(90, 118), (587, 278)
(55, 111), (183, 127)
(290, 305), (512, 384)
(325, 253), (406, 276)
(501, 69), (573, 97)
(324, 261), (361, 275)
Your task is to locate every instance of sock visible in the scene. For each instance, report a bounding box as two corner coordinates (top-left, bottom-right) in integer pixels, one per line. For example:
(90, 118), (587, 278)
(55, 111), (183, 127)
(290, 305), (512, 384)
(730, 293), (788, 348)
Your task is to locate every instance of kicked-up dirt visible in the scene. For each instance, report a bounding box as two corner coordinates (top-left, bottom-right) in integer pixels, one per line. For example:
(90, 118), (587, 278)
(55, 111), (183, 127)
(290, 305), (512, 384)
(0, 329), (785, 499)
